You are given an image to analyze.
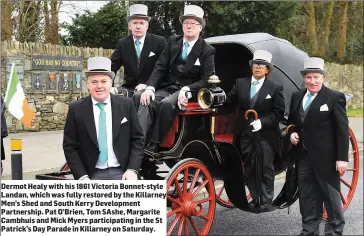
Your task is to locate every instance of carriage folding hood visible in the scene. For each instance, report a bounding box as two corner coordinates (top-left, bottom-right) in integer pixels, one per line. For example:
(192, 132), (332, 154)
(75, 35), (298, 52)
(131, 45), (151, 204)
(205, 33), (309, 116)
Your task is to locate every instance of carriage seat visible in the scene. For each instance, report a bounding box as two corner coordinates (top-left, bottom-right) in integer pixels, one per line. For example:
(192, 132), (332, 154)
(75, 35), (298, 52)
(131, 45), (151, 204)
(160, 102), (211, 147)
(214, 112), (237, 143)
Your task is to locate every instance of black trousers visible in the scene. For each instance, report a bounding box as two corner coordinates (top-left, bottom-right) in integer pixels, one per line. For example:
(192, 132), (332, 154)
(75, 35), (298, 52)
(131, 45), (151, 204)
(241, 137), (275, 204)
(298, 151), (345, 235)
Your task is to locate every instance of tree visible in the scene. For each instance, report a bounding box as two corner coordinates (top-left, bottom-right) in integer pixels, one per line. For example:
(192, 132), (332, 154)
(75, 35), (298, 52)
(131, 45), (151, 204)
(16, 0), (42, 42)
(1, 0), (12, 40)
(44, 0), (61, 44)
(336, 2), (349, 61)
(61, 1), (127, 49)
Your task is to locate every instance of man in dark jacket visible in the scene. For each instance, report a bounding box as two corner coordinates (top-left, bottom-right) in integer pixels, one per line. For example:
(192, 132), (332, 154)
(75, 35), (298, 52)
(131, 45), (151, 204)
(110, 4), (166, 98)
(63, 57), (144, 180)
(225, 50), (285, 212)
(288, 57), (348, 235)
(1, 95), (8, 176)
(136, 5), (216, 152)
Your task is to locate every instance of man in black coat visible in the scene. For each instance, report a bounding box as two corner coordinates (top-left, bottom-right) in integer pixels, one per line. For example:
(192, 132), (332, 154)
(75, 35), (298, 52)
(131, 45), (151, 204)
(110, 4), (166, 98)
(1, 95), (8, 176)
(136, 5), (216, 152)
(63, 57), (144, 180)
(288, 57), (348, 235)
(225, 50), (285, 212)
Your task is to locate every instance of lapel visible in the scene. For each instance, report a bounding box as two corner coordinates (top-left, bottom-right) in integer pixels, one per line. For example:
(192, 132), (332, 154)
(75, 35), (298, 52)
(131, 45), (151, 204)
(111, 95), (123, 143)
(125, 36), (138, 76)
(304, 85), (328, 123)
(138, 33), (153, 74)
(293, 89), (306, 114)
(81, 96), (98, 147)
(253, 78), (271, 109)
(184, 38), (202, 73)
(240, 78), (251, 108)
(170, 36), (184, 66)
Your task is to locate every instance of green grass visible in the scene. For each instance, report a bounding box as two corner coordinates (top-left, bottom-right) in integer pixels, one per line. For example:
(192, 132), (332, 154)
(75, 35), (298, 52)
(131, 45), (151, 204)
(347, 108), (363, 117)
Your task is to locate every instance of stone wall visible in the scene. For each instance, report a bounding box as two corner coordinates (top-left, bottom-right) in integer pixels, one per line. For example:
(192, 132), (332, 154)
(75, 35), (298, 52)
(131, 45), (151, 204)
(1, 41), (363, 133)
(1, 41), (124, 133)
(324, 63), (363, 109)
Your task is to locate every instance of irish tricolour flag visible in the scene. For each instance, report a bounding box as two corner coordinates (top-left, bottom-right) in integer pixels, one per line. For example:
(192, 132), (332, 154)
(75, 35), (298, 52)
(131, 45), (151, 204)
(4, 63), (36, 128)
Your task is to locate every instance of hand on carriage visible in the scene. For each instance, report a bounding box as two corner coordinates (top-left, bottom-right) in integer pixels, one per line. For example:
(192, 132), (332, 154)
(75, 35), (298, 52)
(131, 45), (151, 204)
(290, 132), (299, 145)
(177, 86), (191, 110)
(140, 86), (155, 105)
(336, 160), (348, 174)
(135, 83), (147, 92)
(250, 119), (262, 132)
(122, 169), (138, 180)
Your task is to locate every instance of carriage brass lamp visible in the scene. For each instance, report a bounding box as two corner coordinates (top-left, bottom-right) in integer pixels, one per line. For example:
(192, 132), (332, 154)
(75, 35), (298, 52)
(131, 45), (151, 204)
(197, 74), (226, 138)
(197, 74), (226, 109)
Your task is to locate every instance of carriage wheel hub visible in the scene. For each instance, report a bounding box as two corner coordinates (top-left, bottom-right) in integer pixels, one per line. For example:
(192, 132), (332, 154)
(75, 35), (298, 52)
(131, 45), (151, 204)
(182, 200), (203, 217)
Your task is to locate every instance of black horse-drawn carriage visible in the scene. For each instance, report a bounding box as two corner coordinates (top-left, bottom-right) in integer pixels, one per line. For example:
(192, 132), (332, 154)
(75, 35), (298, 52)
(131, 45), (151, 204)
(36, 33), (360, 235)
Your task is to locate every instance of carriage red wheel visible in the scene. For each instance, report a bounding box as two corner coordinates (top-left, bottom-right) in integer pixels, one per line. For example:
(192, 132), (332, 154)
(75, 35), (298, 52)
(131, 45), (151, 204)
(166, 158), (216, 235)
(323, 128), (360, 219)
(214, 179), (251, 208)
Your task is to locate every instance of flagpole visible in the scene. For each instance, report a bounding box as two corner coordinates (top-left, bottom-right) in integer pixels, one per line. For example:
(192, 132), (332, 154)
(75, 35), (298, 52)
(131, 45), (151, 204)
(4, 63), (15, 105)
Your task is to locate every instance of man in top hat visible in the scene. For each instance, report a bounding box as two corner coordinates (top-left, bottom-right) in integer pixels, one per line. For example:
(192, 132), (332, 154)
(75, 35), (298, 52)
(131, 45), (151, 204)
(288, 57), (348, 235)
(63, 56), (144, 180)
(110, 4), (166, 98)
(224, 49), (285, 212)
(135, 4), (216, 153)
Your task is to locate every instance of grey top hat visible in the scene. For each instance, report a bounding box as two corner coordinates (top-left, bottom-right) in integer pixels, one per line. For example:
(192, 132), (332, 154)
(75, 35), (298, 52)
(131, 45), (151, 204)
(179, 5), (206, 28)
(126, 4), (151, 22)
(249, 49), (274, 71)
(300, 57), (326, 76)
(85, 57), (115, 79)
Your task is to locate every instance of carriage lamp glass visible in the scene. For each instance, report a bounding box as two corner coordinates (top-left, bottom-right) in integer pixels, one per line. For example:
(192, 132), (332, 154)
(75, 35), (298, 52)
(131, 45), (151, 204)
(198, 87), (226, 109)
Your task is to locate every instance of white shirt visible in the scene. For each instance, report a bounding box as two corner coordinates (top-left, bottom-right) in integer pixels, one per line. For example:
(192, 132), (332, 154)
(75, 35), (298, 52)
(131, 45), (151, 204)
(250, 76), (265, 94)
(302, 90), (317, 109)
(133, 34), (146, 53)
(91, 96), (120, 169)
(182, 38), (198, 56)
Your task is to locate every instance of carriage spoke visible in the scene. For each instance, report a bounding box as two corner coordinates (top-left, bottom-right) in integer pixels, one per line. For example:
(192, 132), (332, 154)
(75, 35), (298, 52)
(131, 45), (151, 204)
(217, 184), (225, 196)
(196, 197), (212, 205)
(188, 216), (201, 235)
(167, 195), (181, 206)
(345, 168), (356, 171)
(184, 218), (189, 235)
(167, 207), (183, 217)
(192, 180), (209, 199)
(340, 192), (347, 205)
(174, 178), (183, 197)
(199, 214), (210, 221)
(177, 216), (185, 235)
(348, 150), (356, 157)
(340, 178), (352, 189)
(167, 213), (182, 235)
(183, 168), (189, 194)
(189, 169), (201, 193)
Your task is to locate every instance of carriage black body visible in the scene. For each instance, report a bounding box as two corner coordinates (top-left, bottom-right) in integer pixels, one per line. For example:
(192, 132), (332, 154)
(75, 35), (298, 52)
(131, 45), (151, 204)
(36, 33), (359, 236)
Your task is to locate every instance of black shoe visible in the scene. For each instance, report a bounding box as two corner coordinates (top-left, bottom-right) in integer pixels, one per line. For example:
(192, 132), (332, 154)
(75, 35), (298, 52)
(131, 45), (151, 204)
(248, 199), (259, 209)
(145, 142), (159, 153)
(259, 203), (276, 212)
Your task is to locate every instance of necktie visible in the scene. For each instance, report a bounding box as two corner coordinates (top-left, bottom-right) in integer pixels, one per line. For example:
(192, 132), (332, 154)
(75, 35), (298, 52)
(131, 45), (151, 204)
(303, 93), (314, 111)
(97, 103), (108, 164)
(182, 42), (190, 60)
(250, 81), (259, 98)
(135, 40), (141, 58)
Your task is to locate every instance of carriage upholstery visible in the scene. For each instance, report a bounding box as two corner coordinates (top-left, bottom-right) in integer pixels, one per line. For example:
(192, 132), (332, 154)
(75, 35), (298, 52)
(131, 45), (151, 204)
(159, 101), (237, 147)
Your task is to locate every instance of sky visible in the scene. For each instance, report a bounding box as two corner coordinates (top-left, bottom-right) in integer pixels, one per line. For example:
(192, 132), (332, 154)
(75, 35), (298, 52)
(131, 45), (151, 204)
(59, 1), (108, 34)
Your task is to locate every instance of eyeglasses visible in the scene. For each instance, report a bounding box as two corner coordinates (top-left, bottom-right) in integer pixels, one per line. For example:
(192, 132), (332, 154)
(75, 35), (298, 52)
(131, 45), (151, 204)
(183, 22), (201, 27)
(252, 64), (267, 68)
